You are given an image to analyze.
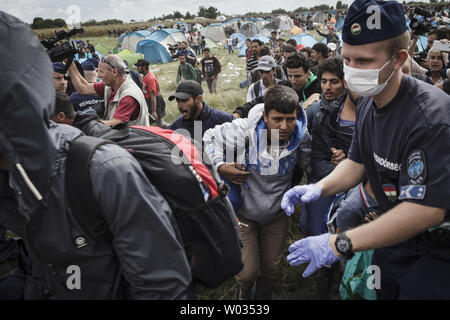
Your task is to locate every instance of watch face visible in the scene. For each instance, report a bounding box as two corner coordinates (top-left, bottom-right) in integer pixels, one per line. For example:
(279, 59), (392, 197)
(337, 239), (350, 252)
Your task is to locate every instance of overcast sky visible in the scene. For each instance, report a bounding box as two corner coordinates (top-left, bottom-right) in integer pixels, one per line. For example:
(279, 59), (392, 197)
(3, 0), (366, 24)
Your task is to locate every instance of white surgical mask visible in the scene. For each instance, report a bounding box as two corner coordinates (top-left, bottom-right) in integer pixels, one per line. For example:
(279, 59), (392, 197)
(344, 57), (395, 97)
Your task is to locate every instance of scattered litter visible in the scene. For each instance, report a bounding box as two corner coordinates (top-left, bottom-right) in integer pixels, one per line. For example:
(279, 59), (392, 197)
(224, 79), (231, 83)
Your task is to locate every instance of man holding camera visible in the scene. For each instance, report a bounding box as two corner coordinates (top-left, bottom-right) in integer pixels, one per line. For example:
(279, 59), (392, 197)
(68, 54), (150, 127)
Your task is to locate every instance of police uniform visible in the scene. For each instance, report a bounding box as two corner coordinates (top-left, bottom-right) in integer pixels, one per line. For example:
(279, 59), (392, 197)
(69, 61), (104, 114)
(344, 0), (450, 299)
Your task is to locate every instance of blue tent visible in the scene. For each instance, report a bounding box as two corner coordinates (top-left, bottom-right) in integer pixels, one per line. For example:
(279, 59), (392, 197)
(118, 32), (127, 43)
(122, 30), (153, 52)
(291, 34), (319, 48)
(230, 32), (246, 49)
(238, 35), (270, 56)
(335, 17), (345, 31)
(149, 23), (166, 30)
(136, 29), (187, 64)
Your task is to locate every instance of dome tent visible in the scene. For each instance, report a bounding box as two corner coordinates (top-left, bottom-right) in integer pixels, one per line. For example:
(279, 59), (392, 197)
(203, 23), (227, 43)
(116, 49), (144, 68)
(272, 15), (294, 31)
(223, 18), (242, 31)
(239, 22), (259, 38)
(204, 36), (219, 49)
(136, 28), (187, 64)
(230, 32), (246, 49)
(245, 17), (267, 30)
(122, 30), (152, 52)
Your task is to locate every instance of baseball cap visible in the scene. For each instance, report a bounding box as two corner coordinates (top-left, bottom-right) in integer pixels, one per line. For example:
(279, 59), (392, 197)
(52, 62), (66, 74)
(255, 56), (277, 72)
(327, 43), (337, 51)
(342, 0), (407, 46)
(134, 59), (149, 68)
(168, 80), (203, 101)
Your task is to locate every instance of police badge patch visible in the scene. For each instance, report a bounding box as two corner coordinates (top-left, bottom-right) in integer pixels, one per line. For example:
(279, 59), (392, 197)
(407, 150), (427, 185)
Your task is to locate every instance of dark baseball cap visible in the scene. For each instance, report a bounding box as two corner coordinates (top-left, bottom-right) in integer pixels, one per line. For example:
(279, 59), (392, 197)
(169, 80), (203, 101)
(134, 59), (149, 67)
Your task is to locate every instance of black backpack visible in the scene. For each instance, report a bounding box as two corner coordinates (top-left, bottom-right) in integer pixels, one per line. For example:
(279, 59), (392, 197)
(67, 122), (243, 289)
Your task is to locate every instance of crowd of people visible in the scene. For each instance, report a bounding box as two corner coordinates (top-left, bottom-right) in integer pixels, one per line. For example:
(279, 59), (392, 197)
(0, 0), (450, 301)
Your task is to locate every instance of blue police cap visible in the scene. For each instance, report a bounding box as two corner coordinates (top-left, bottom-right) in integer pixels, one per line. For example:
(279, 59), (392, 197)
(86, 58), (99, 68)
(81, 61), (96, 71)
(343, 0), (407, 45)
(52, 62), (66, 74)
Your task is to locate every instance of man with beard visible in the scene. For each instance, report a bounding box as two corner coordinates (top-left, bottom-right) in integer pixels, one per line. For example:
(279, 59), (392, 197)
(169, 80), (234, 144)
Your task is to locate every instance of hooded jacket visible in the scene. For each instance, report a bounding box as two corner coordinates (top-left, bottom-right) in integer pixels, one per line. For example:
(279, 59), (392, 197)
(203, 104), (311, 224)
(0, 12), (191, 299)
(296, 70), (322, 102)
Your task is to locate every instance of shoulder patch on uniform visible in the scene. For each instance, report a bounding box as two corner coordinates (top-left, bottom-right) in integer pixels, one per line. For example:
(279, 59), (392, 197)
(399, 185), (426, 200)
(407, 149), (427, 185)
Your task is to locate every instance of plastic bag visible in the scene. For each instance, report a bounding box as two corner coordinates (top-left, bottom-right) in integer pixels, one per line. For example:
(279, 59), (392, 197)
(339, 250), (377, 300)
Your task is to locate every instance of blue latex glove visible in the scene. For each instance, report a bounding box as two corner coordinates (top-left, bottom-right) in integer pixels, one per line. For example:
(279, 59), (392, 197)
(281, 184), (322, 216)
(287, 233), (339, 278)
(239, 79), (248, 88)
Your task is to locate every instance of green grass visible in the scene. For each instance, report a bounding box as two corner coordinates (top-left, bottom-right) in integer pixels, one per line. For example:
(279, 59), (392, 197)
(80, 37), (342, 300)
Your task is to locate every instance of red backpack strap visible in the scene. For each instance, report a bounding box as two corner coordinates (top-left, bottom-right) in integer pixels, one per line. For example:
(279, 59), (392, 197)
(132, 126), (219, 199)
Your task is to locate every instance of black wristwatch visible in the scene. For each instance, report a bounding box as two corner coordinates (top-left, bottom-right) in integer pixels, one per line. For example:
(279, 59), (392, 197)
(335, 232), (354, 259)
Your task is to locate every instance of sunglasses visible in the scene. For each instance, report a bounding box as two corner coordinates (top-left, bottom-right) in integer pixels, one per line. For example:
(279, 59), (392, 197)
(101, 57), (116, 70)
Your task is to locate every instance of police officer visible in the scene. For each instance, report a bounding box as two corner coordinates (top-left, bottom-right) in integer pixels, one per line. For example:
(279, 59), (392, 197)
(281, 0), (450, 299)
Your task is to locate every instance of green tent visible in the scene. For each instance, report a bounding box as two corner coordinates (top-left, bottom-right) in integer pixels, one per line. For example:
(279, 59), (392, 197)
(95, 44), (111, 56)
(117, 49), (144, 69)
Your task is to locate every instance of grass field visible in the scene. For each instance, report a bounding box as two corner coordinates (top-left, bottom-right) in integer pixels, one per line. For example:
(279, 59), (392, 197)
(78, 37), (342, 300)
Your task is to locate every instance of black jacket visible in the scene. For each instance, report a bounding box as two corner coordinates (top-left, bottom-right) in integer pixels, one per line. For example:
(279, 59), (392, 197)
(306, 93), (353, 182)
(0, 12), (192, 299)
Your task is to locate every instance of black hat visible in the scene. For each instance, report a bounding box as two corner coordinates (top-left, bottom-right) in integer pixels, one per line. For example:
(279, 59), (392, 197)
(168, 80), (203, 101)
(342, 0), (407, 46)
(134, 59), (149, 67)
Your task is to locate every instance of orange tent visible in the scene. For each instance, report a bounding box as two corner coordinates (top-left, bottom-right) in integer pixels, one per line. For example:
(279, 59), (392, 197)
(290, 26), (303, 35)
